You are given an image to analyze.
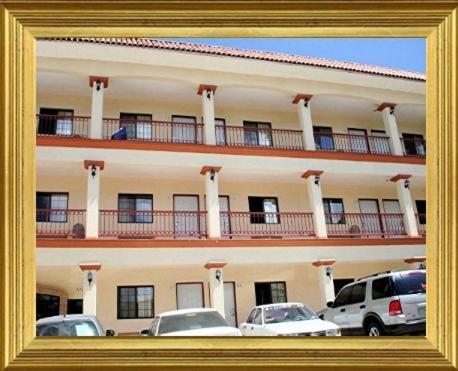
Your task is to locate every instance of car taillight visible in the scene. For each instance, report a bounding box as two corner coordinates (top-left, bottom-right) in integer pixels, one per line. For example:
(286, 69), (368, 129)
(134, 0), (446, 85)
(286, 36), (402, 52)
(389, 300), (403, 316)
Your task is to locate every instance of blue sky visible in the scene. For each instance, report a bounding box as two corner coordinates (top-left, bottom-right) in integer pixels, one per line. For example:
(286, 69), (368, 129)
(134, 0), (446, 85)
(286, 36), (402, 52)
(166, 38), (425, 73)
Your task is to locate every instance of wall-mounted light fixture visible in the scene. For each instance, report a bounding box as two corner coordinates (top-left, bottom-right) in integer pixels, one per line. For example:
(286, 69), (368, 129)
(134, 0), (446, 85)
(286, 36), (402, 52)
(95, 80), (101, 91)
(404, 179), (410, 189)
(314, 175), (320, 186)
(389, 107), (395, 115)
(303, 99), (309, 108)
(87, 271), (93, 286)
(325, 266), (332, 277)
(206, 90), (211, 100)
(215, 269), (222, 284)
(210, 169), (216, 182)
(91, 165), (97, 178)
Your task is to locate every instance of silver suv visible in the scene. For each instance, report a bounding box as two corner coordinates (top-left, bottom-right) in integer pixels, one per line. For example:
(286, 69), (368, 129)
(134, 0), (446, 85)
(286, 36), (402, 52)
(318, 270), (426, 336)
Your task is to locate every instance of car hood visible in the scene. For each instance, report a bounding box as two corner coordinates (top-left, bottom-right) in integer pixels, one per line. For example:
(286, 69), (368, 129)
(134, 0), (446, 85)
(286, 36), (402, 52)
(264, 319), (339, 334)
(160, 326), (241, 336)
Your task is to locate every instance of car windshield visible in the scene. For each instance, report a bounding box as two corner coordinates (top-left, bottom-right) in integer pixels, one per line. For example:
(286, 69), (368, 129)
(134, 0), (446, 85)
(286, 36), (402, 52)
(157, 311), (228, 335)
(392, 271), (426, 295)
(263, 305), (318, 324)
(37, 320), (100, 336)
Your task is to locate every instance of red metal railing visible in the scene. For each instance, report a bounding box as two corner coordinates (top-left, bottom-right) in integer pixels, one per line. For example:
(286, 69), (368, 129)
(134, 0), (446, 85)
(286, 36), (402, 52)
(103, 118), (204, 144)
(325, 212), (406, 238)
(314, 133), (392, 155)
(99, 210), (207, 239)
(219, 211), (315, 238)
(416, 214), (426, 236)
(216, 125), (304, 150)
(36, 209), (86, 238)
(36, 114), (89, 137)
(400, 138), (426, 157)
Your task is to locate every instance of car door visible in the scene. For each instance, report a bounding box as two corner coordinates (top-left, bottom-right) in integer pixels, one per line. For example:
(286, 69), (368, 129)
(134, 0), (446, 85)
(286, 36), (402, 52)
(344, 282), (368, 335)
(240, 308), (257, 336)
(250, 308), (266, 336)
(327, 285), (352, 330)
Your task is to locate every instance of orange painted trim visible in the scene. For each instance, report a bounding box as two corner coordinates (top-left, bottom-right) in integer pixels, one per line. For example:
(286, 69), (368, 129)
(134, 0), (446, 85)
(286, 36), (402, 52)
(312, 259), (336, 267)
(204, 262), (227, 269)
(37, 237), (426, 249)
(301, 170), (324, 179)
(390, 174), (412, 182)
(197, 84), (217, 95)
(200, 166), (222, 175)
(36, 137), (427, 165)
(84, 160), (105, 171)
(79, 263), (102, 271)
(376, 102), (397, 111)
(89, 76), (109, 88)
(404, 256), (426, 264)
(292, 94), (313, 104)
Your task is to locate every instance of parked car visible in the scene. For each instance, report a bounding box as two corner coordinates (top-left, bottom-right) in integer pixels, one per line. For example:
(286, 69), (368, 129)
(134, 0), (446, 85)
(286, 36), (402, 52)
(318, 269), (426, 336)
(36, 314), (116, 336)
(239, 302), (340, 336)
(140, 308), (242, 336)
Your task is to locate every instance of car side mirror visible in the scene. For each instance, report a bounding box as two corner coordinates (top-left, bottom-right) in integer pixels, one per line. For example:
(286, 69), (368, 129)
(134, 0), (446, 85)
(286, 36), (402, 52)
(318, 314), (324, 320)
(326, 301), (334, 308)
(105, 329), (115, 336)
(139, 329), (150, 336)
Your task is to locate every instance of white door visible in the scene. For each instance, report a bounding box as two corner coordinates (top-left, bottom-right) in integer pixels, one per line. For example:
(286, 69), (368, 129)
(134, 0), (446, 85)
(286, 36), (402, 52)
(382, 200), (404, 237)
(348, 129), (368, 153)
(176, 283), (204, 309)
(224, 282), (237, 327)
(219, 196), (231, 237)
(174, 195), (200, 238)
(172, 116), (197, 143)
(358, 199), (382, 237)
(370, 130), (390, 155)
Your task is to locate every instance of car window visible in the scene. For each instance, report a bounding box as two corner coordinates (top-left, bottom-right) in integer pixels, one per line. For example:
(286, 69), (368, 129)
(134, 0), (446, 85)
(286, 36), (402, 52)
(263, 304), (318, 324)
(392, 271), (426, 295)
(37, 320), (99, 336)
(333, 285), (352, 307)
(246, 308), (257, 324)
(150, 317), (160, 335)
(350, 282), (366, 304)
(372, 277), (392, 300)
(157, 311), (228, 335)
(253, 309), (263, 325)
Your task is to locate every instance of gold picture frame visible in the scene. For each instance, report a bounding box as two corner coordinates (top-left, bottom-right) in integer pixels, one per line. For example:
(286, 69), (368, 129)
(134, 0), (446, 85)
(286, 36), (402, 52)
(0, 1), (456, 370)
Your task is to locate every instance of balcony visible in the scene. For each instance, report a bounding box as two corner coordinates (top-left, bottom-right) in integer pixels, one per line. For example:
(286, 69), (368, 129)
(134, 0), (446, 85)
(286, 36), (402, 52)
(36, 209), (86, 238)
(324, 212), (407, 238)
(314, 133), (392, 155)
(36, 114), (89, 138)
(401, 137), (426, 157)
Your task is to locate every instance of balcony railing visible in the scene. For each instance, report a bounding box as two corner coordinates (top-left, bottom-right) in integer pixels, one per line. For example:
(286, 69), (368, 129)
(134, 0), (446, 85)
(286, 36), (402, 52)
(325, 212), (406, 238)
(216, 125), (304, 150)
(36, 209), (86, 238)
(98, 210), (207, 239)
(103, 118), (204, 144)
(219, 211), (315, 238)
(314, 133), (392, 155)
(401, 138), (426, 157)
(416, 213), (426, 236)
(36, 114), (89, 138)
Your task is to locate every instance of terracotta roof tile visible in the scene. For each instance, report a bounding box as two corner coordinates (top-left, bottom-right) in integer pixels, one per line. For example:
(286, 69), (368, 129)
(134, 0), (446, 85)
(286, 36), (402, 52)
(47, 38), (426, 82)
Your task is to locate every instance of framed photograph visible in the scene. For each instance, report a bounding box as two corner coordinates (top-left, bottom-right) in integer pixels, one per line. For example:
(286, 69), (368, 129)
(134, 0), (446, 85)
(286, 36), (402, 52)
(1, 1), (457, 370)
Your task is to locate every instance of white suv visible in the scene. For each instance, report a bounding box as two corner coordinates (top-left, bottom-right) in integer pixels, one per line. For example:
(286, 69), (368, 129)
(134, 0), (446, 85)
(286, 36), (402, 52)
(318, 270), (426, 336)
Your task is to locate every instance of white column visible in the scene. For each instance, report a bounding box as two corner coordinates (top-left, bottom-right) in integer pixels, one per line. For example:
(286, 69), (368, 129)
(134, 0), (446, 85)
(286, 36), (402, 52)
(392, 176), (419, 237)
(379, 104), (403, 156)
(404, 257), (426, 270)
(89, 77), (107, 139)
(79, 263), (101, 316)
(85, 161), (103, 238)
(313, 260), (336, 307)
(199, 85), (216, 145)
(303, 171), (327, 238)
(294, 95), (315, 150)
(205, 262), (226, 317)
(201, 166), (221, 239)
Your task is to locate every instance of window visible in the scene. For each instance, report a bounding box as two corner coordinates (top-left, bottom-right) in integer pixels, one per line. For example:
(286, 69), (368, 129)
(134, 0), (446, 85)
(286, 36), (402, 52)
(333, 285), (352, 307)
(253, 309), (263, 325)
(416, 200), (426, 224)
(248, 197), (279, 224)
(370, 130), (391, 154)
(323, 198), (344, 224)
(372, 277), (393, 300)
(246, 308), (257, 324)
(67, 299), (83, 315)
(36, 294), (60, 320)
(38, 108), (74, 135)
(120, 113), (153, 140)
(36, 192), (69, 222)
(333, 279), (355, 296)
(215, 118), (227, 145)
(350, 282), (367, 304)
(313, 126), (334, 150)
(255, 282), (287, 305)
(118, 194), (153, 223)
(402, 133), (425, 156)
(117, 286), (154, 319)
(243, 121), (272, 147)
(172, 115), (197, 143)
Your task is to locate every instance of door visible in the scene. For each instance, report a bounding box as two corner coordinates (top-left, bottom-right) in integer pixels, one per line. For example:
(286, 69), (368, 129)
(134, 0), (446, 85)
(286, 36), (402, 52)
(176, 283), (204, 309)
(328, 285), (352, 330)
(172, 115), (197, 143)
(215, 118), (226, 145)
(224, 282), (237, 327)
(382, 199), (404, 237)
(243, 121), (273, 147)
(370, 130), (390, 155)
(345, 282), (367, 334)
(173, 195), (200, 238)
(219, 196), (231, 237)
(250, 308), (265, 335)
(241, 308), (257, 336)
(348, 128), (368, 153)
(402, 133), (425, 156)
(313, 126), (334, 150)
(358, 199), (382, 237)
(36, 293), (60, 320)
(38, 108), (74, 135)
(120, 113), (153, 140)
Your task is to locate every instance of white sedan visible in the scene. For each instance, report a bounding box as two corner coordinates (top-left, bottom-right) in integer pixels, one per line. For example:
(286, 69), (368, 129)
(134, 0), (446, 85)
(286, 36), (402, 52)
(140, 308), (242, 336)
(240, 302), (341, 336)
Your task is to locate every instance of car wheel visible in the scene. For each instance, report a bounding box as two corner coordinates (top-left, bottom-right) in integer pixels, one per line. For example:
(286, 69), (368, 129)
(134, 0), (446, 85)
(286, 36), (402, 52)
(366, 321), (384, 336)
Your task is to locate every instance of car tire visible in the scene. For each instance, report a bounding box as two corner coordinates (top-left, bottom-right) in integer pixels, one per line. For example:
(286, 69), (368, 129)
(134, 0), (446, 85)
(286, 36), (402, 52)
(365, 320), (385, 336)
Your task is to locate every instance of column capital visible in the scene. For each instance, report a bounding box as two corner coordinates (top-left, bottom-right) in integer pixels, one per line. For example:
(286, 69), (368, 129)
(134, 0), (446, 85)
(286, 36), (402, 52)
(404, 256), (426, 264)
(84, 160), (105, 171)
(292, 93), (313, 104)
(197, 84), (217, 96)
(376, 102), (396, 112)
(200, 166), (222, 175)
(390, 173), (411, 182)
(312, 259), (336, 267)
(89, 76), (109, 89)
(79, 262), (102, 271)
(301, 170), (323, 179)
(204, 261), (227, 269)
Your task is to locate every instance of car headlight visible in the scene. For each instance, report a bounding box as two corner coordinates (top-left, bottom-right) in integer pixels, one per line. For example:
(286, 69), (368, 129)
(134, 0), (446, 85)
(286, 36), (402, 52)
(325, 328), (341, 336)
